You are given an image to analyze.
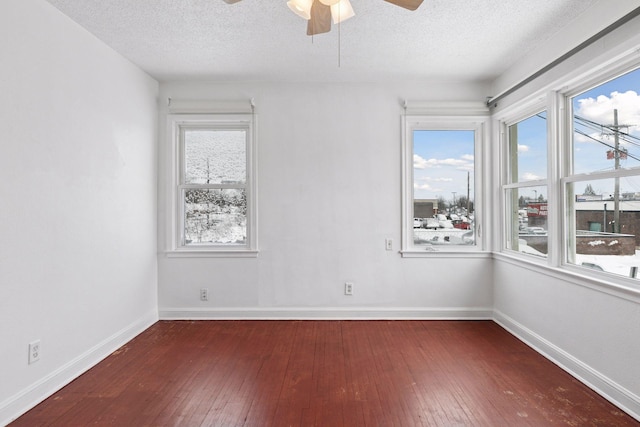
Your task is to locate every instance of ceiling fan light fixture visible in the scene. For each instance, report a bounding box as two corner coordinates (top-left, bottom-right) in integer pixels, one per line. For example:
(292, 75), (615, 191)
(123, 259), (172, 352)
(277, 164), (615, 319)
(330, 0), (355, 24)
(287, 0), (313, 20)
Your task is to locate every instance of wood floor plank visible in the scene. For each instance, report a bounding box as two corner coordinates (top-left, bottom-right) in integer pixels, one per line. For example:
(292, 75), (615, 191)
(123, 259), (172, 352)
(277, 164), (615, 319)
(10, 320), (639, 427)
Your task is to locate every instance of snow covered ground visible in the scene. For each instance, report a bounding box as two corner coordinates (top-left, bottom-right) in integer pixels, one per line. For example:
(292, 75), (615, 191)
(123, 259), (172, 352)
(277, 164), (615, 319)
(414, 229), (474, 245)
(519, 239), (640, 279)
(574, 251), (640, 278)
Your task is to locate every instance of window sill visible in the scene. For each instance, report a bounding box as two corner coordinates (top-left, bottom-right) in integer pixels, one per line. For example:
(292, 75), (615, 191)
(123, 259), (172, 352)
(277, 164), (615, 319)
(493, 251), (640, 303)
(401, 249), (491, 258)
(164, 249), (259, 258)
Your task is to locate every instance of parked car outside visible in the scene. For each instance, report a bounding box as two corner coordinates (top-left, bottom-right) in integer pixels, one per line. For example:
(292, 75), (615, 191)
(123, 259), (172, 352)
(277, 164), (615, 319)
(453, 220), (470, 230)
(434, 213), (453, 229)
(448, 213), (469, 229)
(424, 217), (441, 229)
(520, 226), (547, 235)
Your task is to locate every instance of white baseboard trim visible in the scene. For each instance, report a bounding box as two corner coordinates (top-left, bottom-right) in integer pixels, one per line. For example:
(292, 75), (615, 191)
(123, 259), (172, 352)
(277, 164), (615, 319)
(0, 309), (158, 426)
(159, 306), (493, 320)
(493, 310), (640, 422)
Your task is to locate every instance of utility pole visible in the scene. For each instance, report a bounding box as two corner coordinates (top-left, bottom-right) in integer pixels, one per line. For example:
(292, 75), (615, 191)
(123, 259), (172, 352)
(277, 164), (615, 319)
(614, 109), (620, 233)
(466, 171), (470, 214)
(604, 109), (629, 233)
(452, 192), (457, 211)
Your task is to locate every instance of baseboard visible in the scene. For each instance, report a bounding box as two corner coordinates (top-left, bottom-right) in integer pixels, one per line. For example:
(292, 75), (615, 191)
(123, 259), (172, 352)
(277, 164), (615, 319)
(0, 309), (158, 426)
(159, 306), (494, 320)
(493, 310), (640, 422)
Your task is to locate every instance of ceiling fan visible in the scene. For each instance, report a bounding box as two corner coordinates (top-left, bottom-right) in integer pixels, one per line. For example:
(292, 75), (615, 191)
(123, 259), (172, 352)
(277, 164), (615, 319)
(222, 0), (424, 36)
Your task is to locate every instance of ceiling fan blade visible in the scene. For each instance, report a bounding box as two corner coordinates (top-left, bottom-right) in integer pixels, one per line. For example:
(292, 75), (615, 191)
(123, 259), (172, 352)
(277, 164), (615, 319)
(222, 0), (243, 3)
(307, 0), (331, 35)
(383, 0), (423, 11)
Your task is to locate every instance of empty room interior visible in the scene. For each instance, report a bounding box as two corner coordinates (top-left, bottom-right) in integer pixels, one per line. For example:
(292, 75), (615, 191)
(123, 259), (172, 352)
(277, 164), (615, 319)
(2, 0), (640, 425)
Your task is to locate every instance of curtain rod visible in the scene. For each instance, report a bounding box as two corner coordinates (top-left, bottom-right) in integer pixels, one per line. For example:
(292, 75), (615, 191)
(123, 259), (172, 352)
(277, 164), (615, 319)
(486, 6), (640, 108)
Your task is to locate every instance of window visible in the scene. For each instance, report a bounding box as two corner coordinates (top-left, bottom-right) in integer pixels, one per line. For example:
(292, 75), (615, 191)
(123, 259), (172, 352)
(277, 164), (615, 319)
(401, 109), (488, 255)
(503, 111), (548, 257)
(167, 112), (257, 256)
(565, 67), (640, 278)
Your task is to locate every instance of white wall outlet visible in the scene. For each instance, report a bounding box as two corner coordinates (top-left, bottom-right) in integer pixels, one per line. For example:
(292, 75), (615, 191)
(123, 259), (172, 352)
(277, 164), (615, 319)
(385, 238), (393, 251)
(200, 288), (209, 301)
(344, 282), (354, 296)
(29, 340), (41, 364)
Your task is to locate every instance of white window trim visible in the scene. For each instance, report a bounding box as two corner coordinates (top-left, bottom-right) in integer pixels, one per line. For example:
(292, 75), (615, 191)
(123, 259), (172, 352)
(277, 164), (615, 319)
(165, 112), (258, 258)
(561, 64), (640, 274)
(493, 46), (640, 292)
(400, 106), (489, 257)
(496, 101), (550, 259)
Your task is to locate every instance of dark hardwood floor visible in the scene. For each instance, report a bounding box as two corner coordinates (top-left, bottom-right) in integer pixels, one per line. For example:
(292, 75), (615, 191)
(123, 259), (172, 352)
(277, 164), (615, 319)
(11, 320), (638, 426)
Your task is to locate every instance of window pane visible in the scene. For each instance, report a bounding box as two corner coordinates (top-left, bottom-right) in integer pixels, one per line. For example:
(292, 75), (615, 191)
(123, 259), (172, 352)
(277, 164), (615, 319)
(508, 112), (547, 183)
(506, 186), (548, 256)
(568, 68), (640, 278)
(572, 68), (640, 175)
(413, 130), (475, 246)
(504, 112), (548, 256)
(184, 189), (246, 245)
(184, 129), (246, 185)
(568, 177), (640, 278)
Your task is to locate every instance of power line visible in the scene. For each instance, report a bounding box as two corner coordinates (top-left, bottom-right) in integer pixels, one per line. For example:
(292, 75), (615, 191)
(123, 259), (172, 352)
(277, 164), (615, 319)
(530, 112), (640, 159)
(574, 116), (639, 141)
(575, 114), (640, 144)
(574, 122), (640, 150)
(537, 112), (640, 145)
(574, 128), (640, 162)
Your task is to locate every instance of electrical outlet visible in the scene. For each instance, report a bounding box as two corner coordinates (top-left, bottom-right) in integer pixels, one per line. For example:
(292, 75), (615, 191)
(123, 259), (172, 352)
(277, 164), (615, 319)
(200, 288), (209, 301)
(344, 282), (354, 296)
(29, 340), (40, 364)
(385, 238), (393, 251)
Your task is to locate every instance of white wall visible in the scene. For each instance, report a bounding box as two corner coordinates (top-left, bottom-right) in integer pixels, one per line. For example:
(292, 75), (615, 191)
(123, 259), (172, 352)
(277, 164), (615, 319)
(158, 81), (495, 319)
(0, 1), (159, 423)
(494, 261), (640, 418)
(491, 8), (640, 420)
(4, 0), (637, 423)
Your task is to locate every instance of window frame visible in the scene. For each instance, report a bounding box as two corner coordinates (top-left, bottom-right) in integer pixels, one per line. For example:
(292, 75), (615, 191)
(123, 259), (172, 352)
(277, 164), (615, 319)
(495, 55), (640, 290)
(166, 113), (258, 257)
(401, 107), (489, 257)
(561, 64), (640, 276)
(498, 104), (550, 258)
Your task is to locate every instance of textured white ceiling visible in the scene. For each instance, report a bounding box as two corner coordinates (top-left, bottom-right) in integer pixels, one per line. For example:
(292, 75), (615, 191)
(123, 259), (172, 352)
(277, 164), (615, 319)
(45, 0), (600, 83)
